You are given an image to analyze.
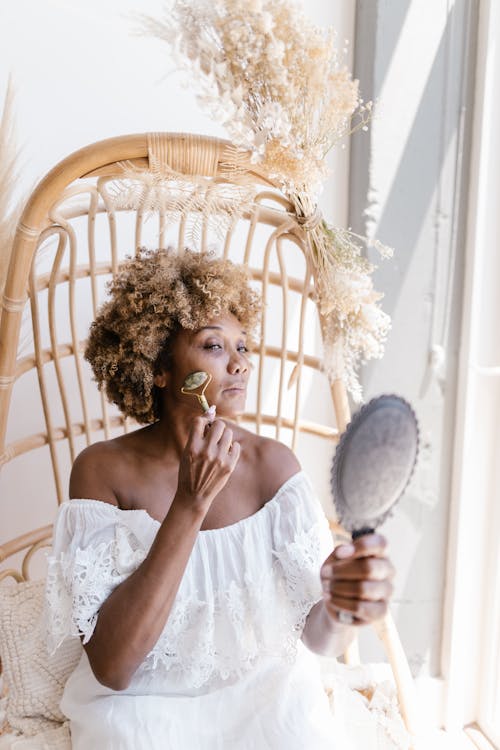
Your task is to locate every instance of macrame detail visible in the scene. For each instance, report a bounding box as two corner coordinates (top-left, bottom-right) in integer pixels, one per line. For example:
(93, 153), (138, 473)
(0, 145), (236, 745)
(105, 155), (258, 247)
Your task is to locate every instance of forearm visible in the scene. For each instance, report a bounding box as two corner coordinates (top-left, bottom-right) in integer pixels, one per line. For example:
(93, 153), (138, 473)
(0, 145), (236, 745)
(84, 496), (205, 690)
(301, 599), (356, 657)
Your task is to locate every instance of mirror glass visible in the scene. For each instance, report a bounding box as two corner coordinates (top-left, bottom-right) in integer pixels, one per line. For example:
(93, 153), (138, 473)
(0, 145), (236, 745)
(331, 395), (419, 537)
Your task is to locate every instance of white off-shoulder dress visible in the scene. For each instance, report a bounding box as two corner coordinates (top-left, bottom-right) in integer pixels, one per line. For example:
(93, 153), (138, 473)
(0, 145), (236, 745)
(43, 471), (340, 749)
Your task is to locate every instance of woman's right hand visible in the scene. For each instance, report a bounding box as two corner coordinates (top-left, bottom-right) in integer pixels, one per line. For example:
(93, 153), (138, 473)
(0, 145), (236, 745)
(176, 416), (240, 512)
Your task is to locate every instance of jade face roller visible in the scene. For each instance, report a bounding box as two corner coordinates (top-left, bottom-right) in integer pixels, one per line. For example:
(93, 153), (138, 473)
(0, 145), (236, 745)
(181, 371), (214, 414)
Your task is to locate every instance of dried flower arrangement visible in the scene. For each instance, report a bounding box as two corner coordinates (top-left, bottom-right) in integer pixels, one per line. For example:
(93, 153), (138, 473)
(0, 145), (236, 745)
(0, 80), (24, 303)
(139, 0), (393, 401)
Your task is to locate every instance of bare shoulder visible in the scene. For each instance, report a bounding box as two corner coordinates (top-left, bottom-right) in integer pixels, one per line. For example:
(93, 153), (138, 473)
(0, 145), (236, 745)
(252, 433), (301, 500)
(69, 440), (123, 505)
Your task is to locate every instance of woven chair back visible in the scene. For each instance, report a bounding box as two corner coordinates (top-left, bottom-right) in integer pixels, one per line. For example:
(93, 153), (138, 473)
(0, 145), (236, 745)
(0, 133), (346, 582)
(0, 135), (422, 740)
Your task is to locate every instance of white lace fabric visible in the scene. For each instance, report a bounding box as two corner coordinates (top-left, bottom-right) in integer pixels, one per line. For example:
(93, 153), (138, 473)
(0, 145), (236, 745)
(43, 471), (333, 691)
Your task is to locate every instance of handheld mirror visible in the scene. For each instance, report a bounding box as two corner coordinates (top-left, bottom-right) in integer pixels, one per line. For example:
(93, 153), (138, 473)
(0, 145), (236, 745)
(331, 394), (419, 539)
(181, 371), (213, 413)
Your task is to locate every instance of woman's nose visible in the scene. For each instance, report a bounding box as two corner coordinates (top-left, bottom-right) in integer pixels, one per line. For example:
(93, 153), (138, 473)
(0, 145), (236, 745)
(229, 351), (248, 374)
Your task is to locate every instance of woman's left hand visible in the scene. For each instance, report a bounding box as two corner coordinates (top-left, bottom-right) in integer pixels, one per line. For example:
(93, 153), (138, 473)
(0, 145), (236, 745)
(320, 533), (395, 627)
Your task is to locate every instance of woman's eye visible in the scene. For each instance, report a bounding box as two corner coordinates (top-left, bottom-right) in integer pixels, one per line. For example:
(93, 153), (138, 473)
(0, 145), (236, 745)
(203, 341), (247, 352)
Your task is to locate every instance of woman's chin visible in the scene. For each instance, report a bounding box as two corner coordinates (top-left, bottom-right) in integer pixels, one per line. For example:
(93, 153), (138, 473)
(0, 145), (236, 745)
(214, 396), (246, 419)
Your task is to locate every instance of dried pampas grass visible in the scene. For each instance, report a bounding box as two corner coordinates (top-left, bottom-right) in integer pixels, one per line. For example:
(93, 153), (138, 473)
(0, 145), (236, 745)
(0, 78), (24, 299)
(141, 0), (393, 401)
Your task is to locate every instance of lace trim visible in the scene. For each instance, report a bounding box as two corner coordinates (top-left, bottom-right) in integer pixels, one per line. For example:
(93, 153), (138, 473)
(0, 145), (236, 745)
(277, 523), (326, 632)
(44, 520), (326, 689)
(44, 524), (147, 653)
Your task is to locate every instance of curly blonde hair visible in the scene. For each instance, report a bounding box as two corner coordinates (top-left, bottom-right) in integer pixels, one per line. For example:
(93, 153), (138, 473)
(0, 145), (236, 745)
(85, 248), (261, 423)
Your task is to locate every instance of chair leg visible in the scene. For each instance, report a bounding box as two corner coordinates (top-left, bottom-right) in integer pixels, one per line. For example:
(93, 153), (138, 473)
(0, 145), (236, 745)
(373, 611), (420, 740)
(343, 636), (361, 665)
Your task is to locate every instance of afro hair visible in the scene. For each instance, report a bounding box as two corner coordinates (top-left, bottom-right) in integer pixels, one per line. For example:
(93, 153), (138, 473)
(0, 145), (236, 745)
(84, 248), (261, 423)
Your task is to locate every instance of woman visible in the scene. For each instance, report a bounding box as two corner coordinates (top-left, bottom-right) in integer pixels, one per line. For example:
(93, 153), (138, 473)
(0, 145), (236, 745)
(44, 248), (395, 749)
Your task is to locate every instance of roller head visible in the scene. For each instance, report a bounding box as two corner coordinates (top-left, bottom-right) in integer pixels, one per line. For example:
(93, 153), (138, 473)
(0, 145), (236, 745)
(180, 371), (213, 414)
(182, 371), (210, 391)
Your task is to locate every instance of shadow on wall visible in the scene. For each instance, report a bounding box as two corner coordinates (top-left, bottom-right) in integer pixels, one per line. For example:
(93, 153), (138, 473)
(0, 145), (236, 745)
(363, 1), (464, 318)
(351, 0), (477, 677)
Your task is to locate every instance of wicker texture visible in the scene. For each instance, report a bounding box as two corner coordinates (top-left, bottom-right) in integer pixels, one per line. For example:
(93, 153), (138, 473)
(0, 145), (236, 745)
(148, 133), (222, 176)
(0, 580), (81, 736)
(0, 133), (339, 508)
(0, 724), (71, 749)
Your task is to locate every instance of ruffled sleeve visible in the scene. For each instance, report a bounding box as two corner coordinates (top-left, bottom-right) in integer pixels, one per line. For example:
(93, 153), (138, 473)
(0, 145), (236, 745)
(270, 472), (334, 636)
(42, 474), (334, 688)
(43, 501), (149, 655)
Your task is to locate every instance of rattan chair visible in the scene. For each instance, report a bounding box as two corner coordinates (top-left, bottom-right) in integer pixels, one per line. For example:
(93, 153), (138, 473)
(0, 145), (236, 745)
(0, 132), (418, 741)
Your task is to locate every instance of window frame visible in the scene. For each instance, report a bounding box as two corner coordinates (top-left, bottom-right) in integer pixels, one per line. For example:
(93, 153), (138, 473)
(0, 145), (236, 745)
(441, 0), (500, 743)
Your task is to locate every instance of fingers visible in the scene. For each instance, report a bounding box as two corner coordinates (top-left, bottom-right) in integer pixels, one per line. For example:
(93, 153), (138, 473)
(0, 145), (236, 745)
(228, 440), (241, 470)
(217, 426), (233, 455)
(324, 594), (389, 625)
(333, 533), (388, 559)
(187, 415), (211, 446)
(205, 418), (226, 447)
(322, 555), (395, 581)
(321, 533), (395, 627)
(187, 417), (231, 451)
(321, 534), (395, 581)
(179, 418), (240, 507)
(323, 578), (394, 601)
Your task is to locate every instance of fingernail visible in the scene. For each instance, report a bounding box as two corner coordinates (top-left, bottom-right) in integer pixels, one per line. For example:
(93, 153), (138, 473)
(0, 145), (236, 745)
(205, 405), (216, 421)
(336, 544), (355, 558)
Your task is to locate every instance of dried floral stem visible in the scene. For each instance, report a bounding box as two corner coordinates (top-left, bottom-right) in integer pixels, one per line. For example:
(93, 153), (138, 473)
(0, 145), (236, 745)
(139, 0), (393, 401)
(0, 79), (24, 298)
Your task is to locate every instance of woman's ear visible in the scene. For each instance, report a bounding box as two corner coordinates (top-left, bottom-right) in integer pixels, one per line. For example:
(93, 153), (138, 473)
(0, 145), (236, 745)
(153, 370), (168, 389)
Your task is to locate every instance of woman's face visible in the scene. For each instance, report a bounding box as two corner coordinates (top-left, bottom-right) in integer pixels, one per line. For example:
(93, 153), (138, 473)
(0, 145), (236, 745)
(160, 312), (251, 418)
